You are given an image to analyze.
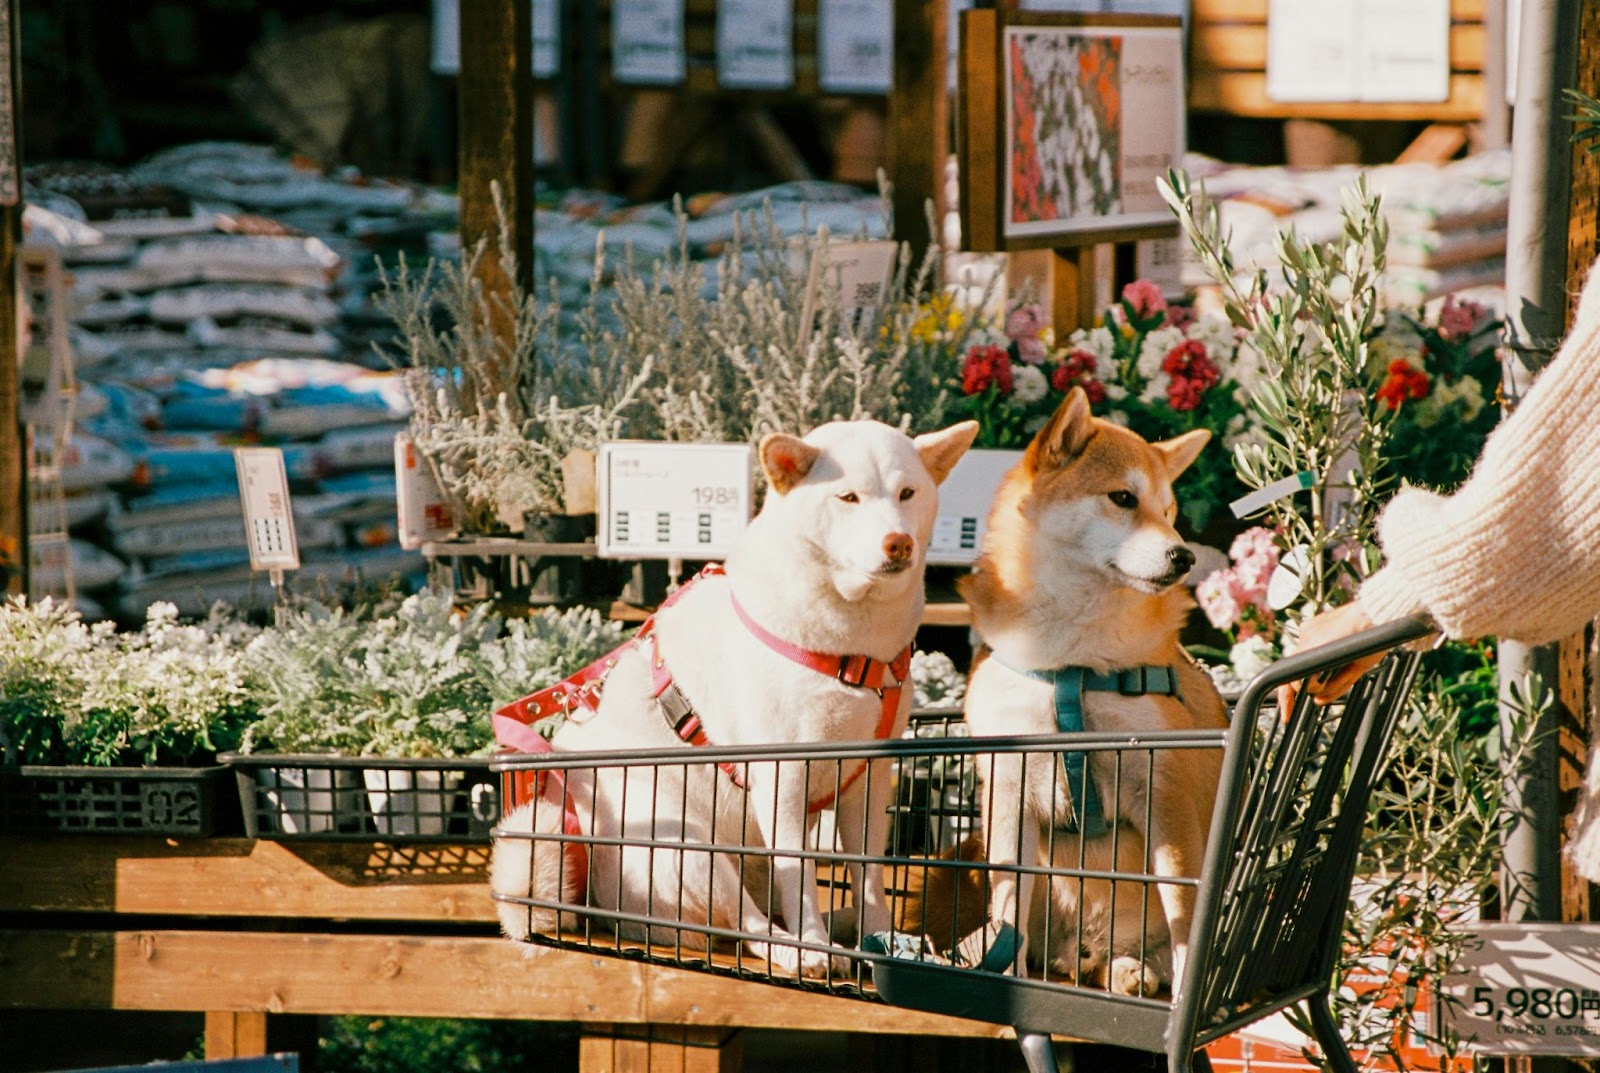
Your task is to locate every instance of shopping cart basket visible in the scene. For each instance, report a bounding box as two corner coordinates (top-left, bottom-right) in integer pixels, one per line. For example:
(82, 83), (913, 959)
(491, 615), (1431, 1073)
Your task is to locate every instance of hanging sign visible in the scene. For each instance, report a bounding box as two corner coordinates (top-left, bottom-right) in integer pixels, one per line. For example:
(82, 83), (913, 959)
(533, 0), (561, 79)
(1442, 923), (1600, 1054)
(234, 448), (301, 572)
(597, 442), (755, 560)
(927, 449), (1023, 566)
(818, 0), (893, 94)
(1265, 0), (1449, 104)
(717, 0), (794, 90)
(613, 0), (686, 85)
(394, 432), (455, 550)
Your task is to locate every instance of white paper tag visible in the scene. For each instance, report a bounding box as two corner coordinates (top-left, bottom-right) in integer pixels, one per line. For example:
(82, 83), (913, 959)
(1229, 471), (1315, 520)
(927, 449), (1023, 566)
(1443, 923), (1600, 1054)
(819, 0), (893, 94)
(598, 441), (755, 560)
(717, 0), (794, 89)
(613, 0), (686, 85)
(395, 432), (455, 551)
(234, 447), (301, 571)
(1266, 545), (1310, 611)
(796, 236), (900, 348)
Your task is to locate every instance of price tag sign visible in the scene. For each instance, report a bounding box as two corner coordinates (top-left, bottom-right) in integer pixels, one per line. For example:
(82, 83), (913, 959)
(796, 236), (900, 348)
(395, 431), (455, 550)
(234, 447), (300, 572)
(598, 441), (755, 560)
(1443, 923), (1600, 1054)
(927, 448), (1022, 566)
(819, 0), (892, 94)
(613, 0), (686, 85)
(717, 0), (793, 89)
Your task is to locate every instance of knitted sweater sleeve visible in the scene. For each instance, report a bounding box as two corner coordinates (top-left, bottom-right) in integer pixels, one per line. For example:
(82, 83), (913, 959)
(1358, 269), (1600, 644)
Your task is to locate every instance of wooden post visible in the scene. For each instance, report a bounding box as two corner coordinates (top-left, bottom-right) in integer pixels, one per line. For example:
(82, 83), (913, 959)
(1559, 0), (1600, 929)
(458, 0), (535, 297)
(580, 1023), (743, 1073)
(0, 0), (21, 597)
(204, 1010), (268, 1060)
(1051, 247), (1099, 337)
(889, 0), (949, 258)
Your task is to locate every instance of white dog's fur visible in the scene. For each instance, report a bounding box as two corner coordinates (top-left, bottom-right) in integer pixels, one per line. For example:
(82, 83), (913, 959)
(492, 419), (977, 976)
(959, 389), (1227, 995)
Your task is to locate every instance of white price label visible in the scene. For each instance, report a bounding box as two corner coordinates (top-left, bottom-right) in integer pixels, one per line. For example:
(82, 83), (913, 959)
(927, 449), (1022, 566)
(796, 237), (901, 348)
(598, 441), (755, 560)
(395, 432), (455, 550)
(1444, 924), (1600, 1054)
(1266, 0), (1448, 103)
(717, 0), (793, 89)
(234, 447), (300, 571)
(819, 0), (892, 94)
(613, 0), (686, 85)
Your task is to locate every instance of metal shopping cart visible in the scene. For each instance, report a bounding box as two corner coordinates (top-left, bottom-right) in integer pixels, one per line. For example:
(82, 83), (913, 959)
(491, 616), (1431, 1073)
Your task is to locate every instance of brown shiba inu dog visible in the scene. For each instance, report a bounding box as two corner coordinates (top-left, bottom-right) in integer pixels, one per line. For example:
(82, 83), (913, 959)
(958, 387), (1227, 996)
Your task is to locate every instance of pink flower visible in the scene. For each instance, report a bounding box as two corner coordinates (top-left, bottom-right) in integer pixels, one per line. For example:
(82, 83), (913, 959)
(1122, 279), (1167, 321)
(1014, 337), (1047, 365)
(1229, 527), (1280, 595)
(962, 344), (1014, 396)
(1437, 295), (1489, 341)
(1197, 567), (1246, 631)
(1005, 303), (1047, 343)
(1163, 304), (1197, 332)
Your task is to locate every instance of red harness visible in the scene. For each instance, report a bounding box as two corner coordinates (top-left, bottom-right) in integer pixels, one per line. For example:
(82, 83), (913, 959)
(494, 564), (912, 814)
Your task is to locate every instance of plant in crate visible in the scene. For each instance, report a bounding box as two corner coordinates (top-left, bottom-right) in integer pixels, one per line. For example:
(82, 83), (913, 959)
(1163, 169), (1539, 1070)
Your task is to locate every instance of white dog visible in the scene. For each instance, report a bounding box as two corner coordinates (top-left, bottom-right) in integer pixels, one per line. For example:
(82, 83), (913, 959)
(492, 419), (978, 976)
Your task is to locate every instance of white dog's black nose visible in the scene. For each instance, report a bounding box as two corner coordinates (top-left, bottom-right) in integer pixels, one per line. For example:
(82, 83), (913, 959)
(1167, 546), (1196, 574)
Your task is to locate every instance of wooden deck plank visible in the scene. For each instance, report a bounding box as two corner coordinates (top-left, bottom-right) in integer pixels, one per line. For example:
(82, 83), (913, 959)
(1191, 24), (1484, 73)
(1189, 71), (1485, 121)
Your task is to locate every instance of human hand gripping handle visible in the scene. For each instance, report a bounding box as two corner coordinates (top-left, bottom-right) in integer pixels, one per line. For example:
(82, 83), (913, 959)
(1276, 604), (1440, 712)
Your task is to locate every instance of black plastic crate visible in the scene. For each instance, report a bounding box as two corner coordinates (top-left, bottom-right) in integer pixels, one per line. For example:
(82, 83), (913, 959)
(224, 754), (501, 843)
(0, 764), (237, 836)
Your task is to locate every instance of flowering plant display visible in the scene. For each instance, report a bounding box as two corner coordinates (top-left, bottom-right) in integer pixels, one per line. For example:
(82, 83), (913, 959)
(1372, 293), (1501, 493)
(1194, 527), (1282, 692)
(952, 280), (1256, 531)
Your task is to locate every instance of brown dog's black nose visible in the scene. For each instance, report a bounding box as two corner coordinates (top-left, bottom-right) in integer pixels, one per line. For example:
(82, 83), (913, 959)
(884, 532), (914, 562)
(1168, 545), (1195, 573)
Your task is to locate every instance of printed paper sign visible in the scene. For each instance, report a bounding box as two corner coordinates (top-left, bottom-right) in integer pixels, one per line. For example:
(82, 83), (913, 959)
(533, 0), (560, 79)
(718, 0), (794, 89)
(234, 447), (300, 571)
(1266, 0), (1448, 103)
(819, 0), (893, 94)
(613, 0), (686, 85)
(395, 432), (455, 550)
(927, 449), (1022, 566)
(795, 237), (900, 348)
(1002, 24), (1185, 242)
(598, 442), (755, 560)
(1443, 923), (1600, 1054)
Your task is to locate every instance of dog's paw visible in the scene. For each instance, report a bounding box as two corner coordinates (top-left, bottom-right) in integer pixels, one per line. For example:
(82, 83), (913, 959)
(746, 938), (849, 979)
(1108, 955), (1164, 997)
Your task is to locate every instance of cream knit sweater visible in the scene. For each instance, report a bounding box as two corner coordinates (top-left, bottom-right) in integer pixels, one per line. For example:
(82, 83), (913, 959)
(1358, 264), (1600, 645)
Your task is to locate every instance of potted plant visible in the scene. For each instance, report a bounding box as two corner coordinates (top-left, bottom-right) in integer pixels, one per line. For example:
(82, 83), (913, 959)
(0, 597), (256, 835)
(234, 589), (624, 839)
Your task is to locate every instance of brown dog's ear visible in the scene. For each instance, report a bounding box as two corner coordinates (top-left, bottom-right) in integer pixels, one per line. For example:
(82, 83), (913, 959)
(1026, 387), (1094, 472)
(1156, 428), (1210, 480)
(913, 420), (980, 485)
(759, 432), (822, 494)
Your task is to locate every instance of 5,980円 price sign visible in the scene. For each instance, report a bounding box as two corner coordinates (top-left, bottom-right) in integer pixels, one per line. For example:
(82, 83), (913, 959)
(597, 441), (755, 560)
(1443, 923), (1600, 1054)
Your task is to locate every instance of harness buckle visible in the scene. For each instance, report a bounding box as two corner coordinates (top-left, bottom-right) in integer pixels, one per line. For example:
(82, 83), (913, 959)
(1119, 667), (1146, 695)
(658, 682), (697, 733)
(837, 654), (872, 688)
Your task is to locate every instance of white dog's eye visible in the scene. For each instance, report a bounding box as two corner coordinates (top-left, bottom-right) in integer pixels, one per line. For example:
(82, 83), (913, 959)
(899, 487), (915, 501)
(838, 492), (859, 504)
(1107, 490), (1138, 509)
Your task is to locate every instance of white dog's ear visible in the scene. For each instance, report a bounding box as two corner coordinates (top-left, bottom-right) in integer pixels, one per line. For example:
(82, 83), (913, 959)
(759, 432), (822, 494)
(1028, 387), (1093, 471)
(914, 420), (980, 485)
(1156, 428), (1210, 479)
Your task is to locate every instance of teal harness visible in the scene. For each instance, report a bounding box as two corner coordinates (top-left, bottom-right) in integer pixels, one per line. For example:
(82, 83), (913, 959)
(993, 658), (1182, 837)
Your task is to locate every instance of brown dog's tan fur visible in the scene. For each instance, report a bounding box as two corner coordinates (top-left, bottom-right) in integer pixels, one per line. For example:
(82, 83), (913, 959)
(958, 388), (1227, 994)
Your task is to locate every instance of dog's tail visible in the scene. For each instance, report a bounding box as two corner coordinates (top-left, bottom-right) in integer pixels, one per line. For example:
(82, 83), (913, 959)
(490, 790), (587, 942)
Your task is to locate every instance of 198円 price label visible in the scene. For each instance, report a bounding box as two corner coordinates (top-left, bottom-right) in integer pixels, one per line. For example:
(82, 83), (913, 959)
(597, 441), (754, 560)
(1443, 923), (1600, 1054)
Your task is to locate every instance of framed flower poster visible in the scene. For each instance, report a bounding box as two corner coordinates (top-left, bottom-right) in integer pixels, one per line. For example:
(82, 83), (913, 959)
(959, 10), (1183, 251)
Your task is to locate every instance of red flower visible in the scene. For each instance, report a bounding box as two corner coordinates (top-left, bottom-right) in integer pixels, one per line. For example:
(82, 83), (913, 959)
(1051, 350), (1106, 403)
(1377, 359), (1431, 409)
(962, 344), (1014, 396)
(1161, 339), (1220, 411)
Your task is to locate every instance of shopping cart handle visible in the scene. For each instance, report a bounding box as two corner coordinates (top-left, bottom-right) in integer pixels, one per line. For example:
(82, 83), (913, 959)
(1236, 613), (1435, 710)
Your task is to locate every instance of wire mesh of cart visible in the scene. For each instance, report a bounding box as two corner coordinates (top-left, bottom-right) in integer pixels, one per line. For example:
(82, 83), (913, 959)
(491, 616), (1431, 1073)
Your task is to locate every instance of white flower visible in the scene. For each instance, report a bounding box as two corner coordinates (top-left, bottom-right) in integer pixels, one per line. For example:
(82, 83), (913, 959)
(1013, 363), (1048, 404)
(1230, 635), (1278, 682)
(1084, 326), (1116, 364)
(1137, 326), (1184, 381)
(1187, 314), (1237, 359)
(1140, 372), (1172, 405)
(1104, 382), (1128, 402)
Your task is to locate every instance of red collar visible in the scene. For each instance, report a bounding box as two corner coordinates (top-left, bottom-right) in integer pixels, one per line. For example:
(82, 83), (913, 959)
(728, 588), (914, 691)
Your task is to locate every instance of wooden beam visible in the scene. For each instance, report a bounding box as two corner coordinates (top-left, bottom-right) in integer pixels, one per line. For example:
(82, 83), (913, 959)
(205, 1010), (268, 1060)
(0, 0), (21, 597)
(0, 930), (1012, 1038)
(889, 0), (949, 258)
(458, 0), (535, 298)
(1188, 71), (1485, 121)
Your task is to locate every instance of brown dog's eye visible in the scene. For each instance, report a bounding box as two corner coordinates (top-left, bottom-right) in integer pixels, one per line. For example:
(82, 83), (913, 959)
(899, 487), (915, 501)
(838, 492), (859, 504)
(1107, 490), (1137, 509)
